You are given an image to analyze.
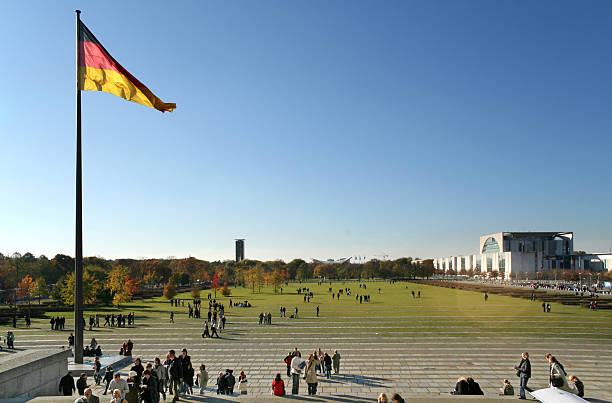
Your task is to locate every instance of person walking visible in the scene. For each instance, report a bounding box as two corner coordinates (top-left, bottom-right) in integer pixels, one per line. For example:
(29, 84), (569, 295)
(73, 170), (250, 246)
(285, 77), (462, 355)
(211, 322), (220, 338)
(153, 357), (167, 400)
(140, 370), (158, 403)
(332, 350), (341, 374)
(59, 371), (76, 396)
(305, 353), (321, 395)
(197, 364), (208, 395)
(290, 352), (303, 394)
(323, 352), (332, 379)
(167, 350), (183, 402)
(514, 351), (531, 399)
(102, 365), (114, 395)
(108, 373), (129, 399)
(185, 362), (195, 394)
(93, 357), (102, 385)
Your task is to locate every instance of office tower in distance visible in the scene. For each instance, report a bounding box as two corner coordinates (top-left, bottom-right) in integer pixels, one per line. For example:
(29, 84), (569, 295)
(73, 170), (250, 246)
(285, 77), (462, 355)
(235, 239), (245, 262)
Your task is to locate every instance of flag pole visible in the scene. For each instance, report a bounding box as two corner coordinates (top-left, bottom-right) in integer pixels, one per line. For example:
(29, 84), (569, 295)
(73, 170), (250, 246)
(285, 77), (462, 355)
(74, 9), (84, 365)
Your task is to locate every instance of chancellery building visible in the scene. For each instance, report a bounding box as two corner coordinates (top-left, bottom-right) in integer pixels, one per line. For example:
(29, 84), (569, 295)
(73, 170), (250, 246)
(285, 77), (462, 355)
(433, 232), (612, 280)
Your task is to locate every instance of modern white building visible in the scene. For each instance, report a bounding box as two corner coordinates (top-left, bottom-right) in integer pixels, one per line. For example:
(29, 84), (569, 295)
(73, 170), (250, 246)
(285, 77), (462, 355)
(432, 231), (611, 279)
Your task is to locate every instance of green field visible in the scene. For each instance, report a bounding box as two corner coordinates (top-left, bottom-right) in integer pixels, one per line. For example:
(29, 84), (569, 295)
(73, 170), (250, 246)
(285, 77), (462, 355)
(35, 281), (612, 338)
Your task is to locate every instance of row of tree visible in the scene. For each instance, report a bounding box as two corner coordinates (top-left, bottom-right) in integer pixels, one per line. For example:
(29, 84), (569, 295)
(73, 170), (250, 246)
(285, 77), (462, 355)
(0, 253), (436, 305)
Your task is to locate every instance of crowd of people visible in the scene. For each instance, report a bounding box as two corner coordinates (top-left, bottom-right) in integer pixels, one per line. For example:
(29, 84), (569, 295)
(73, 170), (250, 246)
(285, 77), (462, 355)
(100, 313), (136, 328)
(50, 316), (67, 330)
(282, 347), (342, 396)
(61, 348), (257, 403)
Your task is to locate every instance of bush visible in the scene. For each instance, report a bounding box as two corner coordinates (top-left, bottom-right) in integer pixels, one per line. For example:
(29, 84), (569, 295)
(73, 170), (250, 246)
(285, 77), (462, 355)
(220, 285), (231, 296)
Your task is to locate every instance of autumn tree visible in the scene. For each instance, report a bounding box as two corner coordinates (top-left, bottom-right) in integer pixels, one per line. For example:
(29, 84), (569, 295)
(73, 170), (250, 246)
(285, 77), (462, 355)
(17, 275), (35, 298)
(191, 287), (201, 299)
(269, 268), (284, 293)
(31, 277), (49, 303)
(107, 266), (133, 307)
(211, 272), (220, 297)
(163, 280), (177, 300)
(61, 272), (101, 305)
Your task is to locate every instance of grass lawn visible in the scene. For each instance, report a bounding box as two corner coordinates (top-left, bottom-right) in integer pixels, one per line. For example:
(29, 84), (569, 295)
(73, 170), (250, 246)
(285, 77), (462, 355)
(31, 280), (612, 339)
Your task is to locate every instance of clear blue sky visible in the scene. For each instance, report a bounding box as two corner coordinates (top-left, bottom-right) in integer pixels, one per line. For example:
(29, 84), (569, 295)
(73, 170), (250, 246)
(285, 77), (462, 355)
(1, 1), (611, 262)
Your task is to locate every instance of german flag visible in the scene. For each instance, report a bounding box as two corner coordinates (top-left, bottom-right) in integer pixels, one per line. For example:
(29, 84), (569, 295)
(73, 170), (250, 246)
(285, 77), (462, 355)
(78, 21), (175, 113)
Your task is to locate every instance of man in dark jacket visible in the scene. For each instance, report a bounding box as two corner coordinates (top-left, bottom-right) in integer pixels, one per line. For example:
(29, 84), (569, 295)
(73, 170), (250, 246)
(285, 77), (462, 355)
(514, 351), (531, 400)
(102, 365), (114, 395)
(167, 350), (183, 403)
(59, 371), (76, 395)
(224, 369), (236, 395)
(76, 373), (89, 395)
(141, 370), (158, 403)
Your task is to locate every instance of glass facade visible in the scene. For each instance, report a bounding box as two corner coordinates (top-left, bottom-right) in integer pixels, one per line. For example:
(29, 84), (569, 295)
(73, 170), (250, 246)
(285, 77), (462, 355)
(483, 238), (500, 254)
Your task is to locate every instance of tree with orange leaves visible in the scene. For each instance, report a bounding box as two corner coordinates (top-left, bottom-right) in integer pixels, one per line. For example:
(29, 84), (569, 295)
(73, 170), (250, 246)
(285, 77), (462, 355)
(17, 275), (35, 298)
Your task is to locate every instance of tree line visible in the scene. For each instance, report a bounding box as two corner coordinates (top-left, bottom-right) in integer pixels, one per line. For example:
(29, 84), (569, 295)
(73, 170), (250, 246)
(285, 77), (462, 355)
(0, 252), (435, 305)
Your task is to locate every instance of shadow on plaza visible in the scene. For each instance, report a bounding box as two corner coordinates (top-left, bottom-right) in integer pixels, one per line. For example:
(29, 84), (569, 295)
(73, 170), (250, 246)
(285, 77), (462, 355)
(320, 373), (390, 388)
(0, 347), (25, 354)
(173, 395), (373, 402)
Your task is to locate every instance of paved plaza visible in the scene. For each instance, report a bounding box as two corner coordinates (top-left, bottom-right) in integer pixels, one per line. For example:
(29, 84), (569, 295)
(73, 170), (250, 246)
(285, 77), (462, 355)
(2, 282), (612, 401)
